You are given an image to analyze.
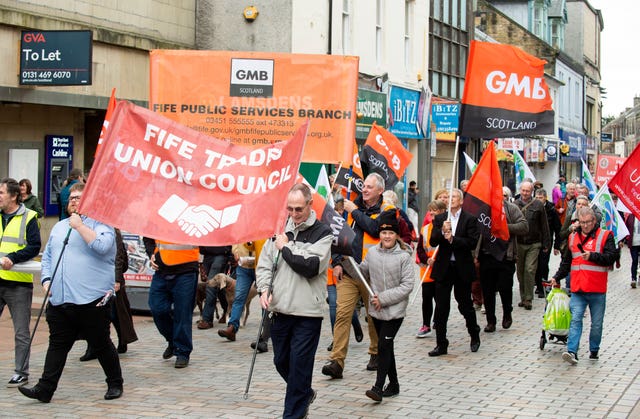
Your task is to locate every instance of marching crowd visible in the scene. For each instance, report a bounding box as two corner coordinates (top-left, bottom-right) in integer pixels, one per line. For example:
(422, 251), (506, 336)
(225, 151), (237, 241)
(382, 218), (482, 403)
(1, 168), (637, 419)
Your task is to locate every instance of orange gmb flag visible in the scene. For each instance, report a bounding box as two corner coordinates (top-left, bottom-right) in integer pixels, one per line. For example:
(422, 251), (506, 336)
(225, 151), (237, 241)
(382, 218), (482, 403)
(459, 40), (554, 138)
(80, 101), (307, 246)
(94, 88), (117, 158)
(462, 141), (509, 260)
(609, 142), (640, 221)
(334, 141), (364, 196)
(361, 122), (413, 189)
(149, 50), (358, 164)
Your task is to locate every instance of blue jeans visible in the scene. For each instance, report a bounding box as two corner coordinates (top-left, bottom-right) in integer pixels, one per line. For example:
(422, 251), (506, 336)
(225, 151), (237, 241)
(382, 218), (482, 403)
(148, 271), (198, 359)
(228, 266), (255, 332)
(567, 292), (606, 354)
(326, 284), (361, 333)
(0, 285), (32, 376)
(202, 254), (228, 323)
(270, 313), (321, 419)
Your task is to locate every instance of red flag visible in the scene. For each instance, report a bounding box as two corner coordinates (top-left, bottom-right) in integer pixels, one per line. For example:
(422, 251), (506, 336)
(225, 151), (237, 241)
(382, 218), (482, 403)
(334, 141), (364, 195)
(609, 143), (640, 221)
(462, 141), (509, 259)
(459, 40), (554, 138)
(297, 175), (355, 256)
(360, 122), (413, 189)
(80, 101), (307, 245)
(95, 88), (117, 158)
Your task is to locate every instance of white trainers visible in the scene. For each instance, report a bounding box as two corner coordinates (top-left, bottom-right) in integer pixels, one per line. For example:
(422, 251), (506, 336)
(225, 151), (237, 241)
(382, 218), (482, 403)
(415, 325), (432, 338)
(7, 374), (28, 387)
(562, 351), (578, 365)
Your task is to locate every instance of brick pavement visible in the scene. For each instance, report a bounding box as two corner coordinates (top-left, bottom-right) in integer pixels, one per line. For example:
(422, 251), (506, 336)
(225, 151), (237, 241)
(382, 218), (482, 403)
(1, 251), (639, 418)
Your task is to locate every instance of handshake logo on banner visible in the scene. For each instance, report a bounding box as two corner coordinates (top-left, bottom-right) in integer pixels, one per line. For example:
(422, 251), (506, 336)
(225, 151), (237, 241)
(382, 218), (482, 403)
(158, 194), (241, 238)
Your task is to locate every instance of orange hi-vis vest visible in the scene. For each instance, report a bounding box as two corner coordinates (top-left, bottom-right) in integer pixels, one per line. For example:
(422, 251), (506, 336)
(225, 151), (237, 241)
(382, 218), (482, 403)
(568, 228), (610, 293)
(347, 211), (380, 261)
(419, 223), (437, 283)
(154, 240), (199, 266)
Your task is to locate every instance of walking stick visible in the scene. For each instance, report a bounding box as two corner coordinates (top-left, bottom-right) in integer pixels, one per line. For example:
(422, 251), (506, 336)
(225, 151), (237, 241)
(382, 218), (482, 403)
(21, 227), (72, 372)
(243, 249), (280, 400)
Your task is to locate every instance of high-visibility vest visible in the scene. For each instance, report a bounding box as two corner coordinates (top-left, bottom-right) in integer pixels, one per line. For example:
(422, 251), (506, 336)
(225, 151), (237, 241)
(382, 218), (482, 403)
(0, 205), (38, 283)
(347, 211), (380, 261)
(419, 223), (437, 283)
(568, 228), (610, 293)
(154, 240), (199, 266)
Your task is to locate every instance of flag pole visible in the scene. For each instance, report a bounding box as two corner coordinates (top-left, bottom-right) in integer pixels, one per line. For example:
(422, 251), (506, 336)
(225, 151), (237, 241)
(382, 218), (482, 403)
(447, 136), (460, 220)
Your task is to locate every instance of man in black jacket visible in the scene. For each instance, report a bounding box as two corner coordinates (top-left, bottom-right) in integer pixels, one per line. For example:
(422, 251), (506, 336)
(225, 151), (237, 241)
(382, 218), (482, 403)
(428, 188), (481, 356)
(514, 181), (551, 310)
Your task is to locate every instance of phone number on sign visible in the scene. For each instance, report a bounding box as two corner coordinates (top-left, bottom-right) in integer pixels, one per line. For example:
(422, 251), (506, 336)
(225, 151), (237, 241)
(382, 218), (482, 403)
(22, 71), (72, 80)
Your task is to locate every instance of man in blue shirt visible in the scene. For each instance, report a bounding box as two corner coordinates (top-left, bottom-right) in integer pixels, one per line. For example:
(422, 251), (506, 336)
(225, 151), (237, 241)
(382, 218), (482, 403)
(19, 183), (123, 403)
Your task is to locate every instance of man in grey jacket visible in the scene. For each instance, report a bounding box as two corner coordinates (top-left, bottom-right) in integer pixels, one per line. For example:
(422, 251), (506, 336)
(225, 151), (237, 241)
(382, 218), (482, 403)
(256, 183), (333, 419)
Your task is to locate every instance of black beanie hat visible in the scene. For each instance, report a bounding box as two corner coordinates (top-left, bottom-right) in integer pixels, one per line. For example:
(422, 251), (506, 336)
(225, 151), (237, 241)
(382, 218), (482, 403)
(378, 210), (399, 234)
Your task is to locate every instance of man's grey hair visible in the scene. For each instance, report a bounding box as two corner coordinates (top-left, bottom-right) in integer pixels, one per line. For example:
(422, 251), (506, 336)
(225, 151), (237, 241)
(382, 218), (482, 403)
(450, 188), (464, 200)
(502, 186), (512, 198)
(366, 173), (385, 191)
(535, 188), (547, 198)
(576, 206), (596, 220)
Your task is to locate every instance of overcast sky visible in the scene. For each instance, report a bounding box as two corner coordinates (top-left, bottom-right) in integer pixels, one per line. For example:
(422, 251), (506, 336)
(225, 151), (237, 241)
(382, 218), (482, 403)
(589, 0), (640, 117)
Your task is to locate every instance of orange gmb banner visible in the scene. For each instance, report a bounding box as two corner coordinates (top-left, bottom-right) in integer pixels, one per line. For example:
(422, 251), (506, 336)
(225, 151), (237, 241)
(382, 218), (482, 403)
(459, 41), (554, 138)
(149, 50), (358, 164)
(80, 101), (307, 246)
(361, 122), (413, 189)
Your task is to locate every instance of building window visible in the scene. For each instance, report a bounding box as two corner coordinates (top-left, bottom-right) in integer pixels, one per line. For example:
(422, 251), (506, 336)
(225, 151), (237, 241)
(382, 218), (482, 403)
(575, 81), (580, 119)
(532, 0), (548, 41)
(429, 0), (469, 100)
(550, 19), (564, 49)
(376, 0), (383, 66)
(342, 0), (351, 54)
(404, 0), (413, 71)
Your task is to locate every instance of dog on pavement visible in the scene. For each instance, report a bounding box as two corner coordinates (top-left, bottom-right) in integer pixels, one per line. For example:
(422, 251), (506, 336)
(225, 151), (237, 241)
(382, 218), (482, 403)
(209, 273), (258, 327)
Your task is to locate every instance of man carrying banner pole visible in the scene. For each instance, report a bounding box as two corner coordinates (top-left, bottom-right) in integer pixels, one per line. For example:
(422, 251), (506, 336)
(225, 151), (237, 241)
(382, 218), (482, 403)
(322, 173), (384, 378)
(428, 186), (481, 356)
(255, 183), (332, 418)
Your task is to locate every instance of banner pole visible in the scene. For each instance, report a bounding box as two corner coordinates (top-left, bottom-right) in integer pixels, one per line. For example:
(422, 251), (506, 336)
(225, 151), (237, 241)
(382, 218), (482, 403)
(447, 136), (460, 220)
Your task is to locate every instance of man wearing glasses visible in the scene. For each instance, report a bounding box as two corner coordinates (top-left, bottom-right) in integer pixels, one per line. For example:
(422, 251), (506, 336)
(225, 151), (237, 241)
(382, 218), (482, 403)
(551, 207), (619, 365)
(20, 183), (124, 402)
(256, 183), (332, 418)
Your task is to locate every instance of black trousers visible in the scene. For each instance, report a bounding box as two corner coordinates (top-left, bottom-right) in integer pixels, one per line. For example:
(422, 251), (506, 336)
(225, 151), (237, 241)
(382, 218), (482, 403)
(479, 253), (516, 325)
(38, 300), (123, 396)
(536, 248), (552, 289)
(421, 281), (435, 327)
(371, 317), (403, 389)
(433, 262), (479, 347)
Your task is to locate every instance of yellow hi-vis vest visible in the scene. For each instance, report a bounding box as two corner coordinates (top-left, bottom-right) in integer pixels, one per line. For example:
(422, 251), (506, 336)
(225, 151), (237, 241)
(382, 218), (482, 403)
(0, 205), (38, 283)
(154, 240), (199, 266)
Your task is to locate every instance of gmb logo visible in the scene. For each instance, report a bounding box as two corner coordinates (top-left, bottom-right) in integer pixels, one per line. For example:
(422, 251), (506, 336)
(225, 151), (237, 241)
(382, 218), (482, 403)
(230, 58), (274, 98)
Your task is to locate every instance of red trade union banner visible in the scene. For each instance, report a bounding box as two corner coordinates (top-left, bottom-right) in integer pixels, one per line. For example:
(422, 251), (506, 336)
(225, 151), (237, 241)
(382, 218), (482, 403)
(361, 122), (413, 190)
(80, 101), (307, 245)
(459, 40), (554, 138)
(595, 154), (626, 184)
(94, 88), (117, 158)
(149, 50), (358, 164)
(609, 143), (640, 221)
